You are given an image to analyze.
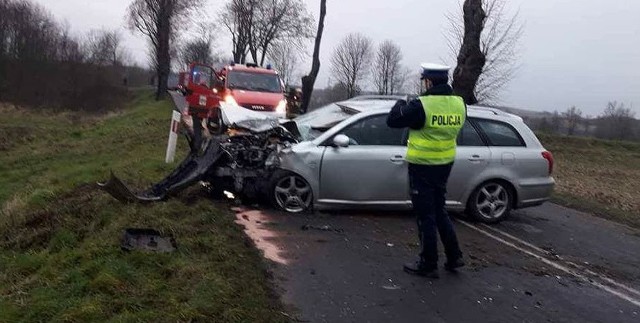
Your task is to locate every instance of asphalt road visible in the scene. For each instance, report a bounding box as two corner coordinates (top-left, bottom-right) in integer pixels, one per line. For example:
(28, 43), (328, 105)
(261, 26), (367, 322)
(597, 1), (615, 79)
(233, 203), (640, 323)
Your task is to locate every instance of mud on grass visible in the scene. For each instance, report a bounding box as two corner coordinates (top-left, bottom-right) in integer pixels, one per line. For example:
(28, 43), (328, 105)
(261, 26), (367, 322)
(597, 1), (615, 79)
(538, 134), (640, 228)
(0, 92), (288, 322)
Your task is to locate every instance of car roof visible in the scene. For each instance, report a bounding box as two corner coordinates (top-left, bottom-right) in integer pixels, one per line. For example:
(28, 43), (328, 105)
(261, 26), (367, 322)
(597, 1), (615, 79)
(347, 94), (408, 101)
(335, 100), (524, 122)
(467, 105), (524, 121)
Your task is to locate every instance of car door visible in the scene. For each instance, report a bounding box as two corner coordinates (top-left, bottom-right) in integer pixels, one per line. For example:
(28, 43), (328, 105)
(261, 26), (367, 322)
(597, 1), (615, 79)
(447, 119), (492, 203)
(473, 117), (529, 180)
(319, 114), (409, 205)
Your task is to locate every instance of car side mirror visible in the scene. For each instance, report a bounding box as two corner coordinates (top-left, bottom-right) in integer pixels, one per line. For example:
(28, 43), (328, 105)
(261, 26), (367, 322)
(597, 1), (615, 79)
(333, 134), (350, 147)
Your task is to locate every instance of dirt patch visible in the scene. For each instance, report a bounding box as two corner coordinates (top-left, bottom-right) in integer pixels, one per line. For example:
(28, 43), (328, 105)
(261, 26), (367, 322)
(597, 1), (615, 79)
(0, 184), (100, 250)
(0, 125), (38, 151)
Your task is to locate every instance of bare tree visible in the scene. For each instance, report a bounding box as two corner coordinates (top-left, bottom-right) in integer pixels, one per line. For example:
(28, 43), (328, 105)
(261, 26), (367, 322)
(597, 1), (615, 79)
(179, 22), (219, 67)
(550, 110), (561, 133)
(249, 0), (313, 66)
(221, 0), (255, 64)
(447, 0), (523, 104)
(0, 0), (133, 112)
(537, 117), (550, 132)
(563, 106), (582, 136)
(267, 40), (299, 86)
(221, 0), (313, 66)
(330, 33), (373, 98)
(126, 0), (205, 100)
(596, 101), (637, 140)
(180, 39), (215, 67)
(300, 0), (326, 114)
(373, 40), (404, 95)
(86, 29), (124, 66)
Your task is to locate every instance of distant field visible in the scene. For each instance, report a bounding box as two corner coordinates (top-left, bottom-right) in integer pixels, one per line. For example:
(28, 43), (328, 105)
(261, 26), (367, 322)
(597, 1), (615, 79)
(0, 93), (286, 322)
(538, 133), (640, 228)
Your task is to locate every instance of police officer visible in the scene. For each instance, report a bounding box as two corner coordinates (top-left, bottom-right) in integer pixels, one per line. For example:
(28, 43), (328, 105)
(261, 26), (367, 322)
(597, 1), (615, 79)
(387, 63), (466, 278)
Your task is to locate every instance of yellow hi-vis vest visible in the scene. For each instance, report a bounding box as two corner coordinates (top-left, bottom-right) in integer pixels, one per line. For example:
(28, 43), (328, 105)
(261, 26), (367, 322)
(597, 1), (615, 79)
(406, 95), (466, 165)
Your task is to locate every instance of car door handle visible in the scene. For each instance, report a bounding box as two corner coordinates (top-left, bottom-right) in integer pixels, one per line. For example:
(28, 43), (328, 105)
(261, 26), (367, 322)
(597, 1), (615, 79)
(390, 155), (405, 163)
(468, 154), (484, 161)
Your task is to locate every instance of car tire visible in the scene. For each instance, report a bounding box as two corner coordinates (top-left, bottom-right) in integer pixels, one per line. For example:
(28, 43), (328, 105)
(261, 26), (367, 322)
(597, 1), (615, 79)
(269, 170), (313, 213)
(467, 181), (513, 224)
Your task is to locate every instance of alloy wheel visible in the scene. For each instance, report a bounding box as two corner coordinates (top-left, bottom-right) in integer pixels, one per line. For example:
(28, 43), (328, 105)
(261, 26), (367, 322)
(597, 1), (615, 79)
(274, 175), (312, 213)
(475, 182), (510, 220)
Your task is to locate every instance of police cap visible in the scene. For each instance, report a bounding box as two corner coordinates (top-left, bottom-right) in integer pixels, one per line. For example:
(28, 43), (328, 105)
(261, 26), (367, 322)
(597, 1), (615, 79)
(420, 63), (451, 80)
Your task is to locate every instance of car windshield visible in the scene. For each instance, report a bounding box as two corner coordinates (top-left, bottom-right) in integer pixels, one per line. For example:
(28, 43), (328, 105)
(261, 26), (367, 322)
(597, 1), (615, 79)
(227, 71), (282, 93)
(293, 103), (356, 141)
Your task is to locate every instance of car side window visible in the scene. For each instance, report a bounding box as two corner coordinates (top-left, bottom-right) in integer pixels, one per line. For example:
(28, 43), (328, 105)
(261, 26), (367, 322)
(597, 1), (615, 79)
(340, 115), (405, 146)
(475, 119), (525, 147)
(457, 120), (485, 146)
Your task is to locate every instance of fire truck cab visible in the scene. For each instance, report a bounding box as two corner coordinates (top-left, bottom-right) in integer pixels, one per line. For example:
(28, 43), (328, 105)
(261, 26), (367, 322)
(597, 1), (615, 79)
(217, 63), (287, 119)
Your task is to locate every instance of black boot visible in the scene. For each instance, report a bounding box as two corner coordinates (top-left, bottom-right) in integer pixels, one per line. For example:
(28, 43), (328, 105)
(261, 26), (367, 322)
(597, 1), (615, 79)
(403, 261), (439, 278)
(444, 258), (465, 272)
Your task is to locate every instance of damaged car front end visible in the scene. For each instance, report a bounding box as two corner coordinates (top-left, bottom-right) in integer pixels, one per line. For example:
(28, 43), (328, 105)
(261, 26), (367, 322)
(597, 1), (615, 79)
(99, 103), (310, 210)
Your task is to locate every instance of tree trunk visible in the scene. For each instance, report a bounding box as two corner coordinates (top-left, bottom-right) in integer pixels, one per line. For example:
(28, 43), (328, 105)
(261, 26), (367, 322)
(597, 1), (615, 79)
(452, 0), (486, 105)
(155, 11), (171, 100)
(300, 0), (326, 114)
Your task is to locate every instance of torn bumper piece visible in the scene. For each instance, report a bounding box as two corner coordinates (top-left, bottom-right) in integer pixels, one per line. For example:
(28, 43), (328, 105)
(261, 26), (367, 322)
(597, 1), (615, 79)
(98, 138), (226, 203)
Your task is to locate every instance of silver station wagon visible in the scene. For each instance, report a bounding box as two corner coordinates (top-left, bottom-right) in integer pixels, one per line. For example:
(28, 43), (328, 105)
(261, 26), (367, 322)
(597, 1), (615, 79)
(271, 98), (555, 223)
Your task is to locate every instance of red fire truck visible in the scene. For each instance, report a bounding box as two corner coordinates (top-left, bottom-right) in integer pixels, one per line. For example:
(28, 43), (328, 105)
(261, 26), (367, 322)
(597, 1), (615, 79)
(178, 62), (287, 118)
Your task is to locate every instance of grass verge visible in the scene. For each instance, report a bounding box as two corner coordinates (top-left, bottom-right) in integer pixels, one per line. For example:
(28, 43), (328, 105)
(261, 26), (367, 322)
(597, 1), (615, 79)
(538, 133), (640, 229)
(0, 92), (287, 322)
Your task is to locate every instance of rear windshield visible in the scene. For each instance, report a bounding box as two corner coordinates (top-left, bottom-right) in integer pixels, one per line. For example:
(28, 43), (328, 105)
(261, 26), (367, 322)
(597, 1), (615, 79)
(227, 71), (282, 93)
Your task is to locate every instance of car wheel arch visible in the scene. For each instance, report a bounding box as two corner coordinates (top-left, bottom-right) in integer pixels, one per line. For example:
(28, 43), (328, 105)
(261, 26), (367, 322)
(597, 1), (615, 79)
(463, 177), (519, 211)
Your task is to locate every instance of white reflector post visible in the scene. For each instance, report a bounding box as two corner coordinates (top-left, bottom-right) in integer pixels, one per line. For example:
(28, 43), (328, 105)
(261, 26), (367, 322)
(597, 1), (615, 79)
(165, 110), (181, 163)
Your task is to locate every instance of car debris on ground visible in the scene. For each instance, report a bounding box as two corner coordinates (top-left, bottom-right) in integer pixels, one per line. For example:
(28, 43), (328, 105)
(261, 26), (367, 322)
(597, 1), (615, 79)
(121, 228), (177, 253)
(300, 224), (344, 233)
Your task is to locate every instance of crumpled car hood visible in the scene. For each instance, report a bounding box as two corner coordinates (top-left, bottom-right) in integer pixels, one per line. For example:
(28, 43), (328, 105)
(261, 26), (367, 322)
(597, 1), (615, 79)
(220, 102), (282, 132)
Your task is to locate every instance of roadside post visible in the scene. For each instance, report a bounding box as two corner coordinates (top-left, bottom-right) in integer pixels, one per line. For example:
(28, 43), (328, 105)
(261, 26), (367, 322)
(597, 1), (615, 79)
(165, 110), (181, 163)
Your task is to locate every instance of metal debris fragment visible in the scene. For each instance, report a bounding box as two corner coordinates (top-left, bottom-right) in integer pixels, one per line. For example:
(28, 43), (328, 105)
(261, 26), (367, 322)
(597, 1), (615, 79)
(382, 285), (401, 290)
(121, 228), (176, 253)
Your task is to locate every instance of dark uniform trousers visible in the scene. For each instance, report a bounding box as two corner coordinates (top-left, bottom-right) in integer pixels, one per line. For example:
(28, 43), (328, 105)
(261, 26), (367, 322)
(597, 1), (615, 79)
(408, 163), (462, 269)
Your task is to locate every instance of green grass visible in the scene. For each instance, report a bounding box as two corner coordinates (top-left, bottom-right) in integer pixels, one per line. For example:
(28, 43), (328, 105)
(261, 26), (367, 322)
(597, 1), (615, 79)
(0, 93), (287, 322)
(537, 133), (640, 228)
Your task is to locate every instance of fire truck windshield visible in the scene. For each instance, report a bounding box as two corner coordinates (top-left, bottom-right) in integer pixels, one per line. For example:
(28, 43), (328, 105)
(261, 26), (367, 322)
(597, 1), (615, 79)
(227, 71), (282, 93)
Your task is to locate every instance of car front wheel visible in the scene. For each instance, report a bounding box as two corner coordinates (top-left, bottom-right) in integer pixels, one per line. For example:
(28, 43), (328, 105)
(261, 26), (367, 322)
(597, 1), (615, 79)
(270, 171), (313, 213)
(467, 181), (513, 223)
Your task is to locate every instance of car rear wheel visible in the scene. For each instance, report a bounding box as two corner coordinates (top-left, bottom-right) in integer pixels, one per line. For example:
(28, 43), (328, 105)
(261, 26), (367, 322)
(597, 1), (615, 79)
(467, 181), (512, 223)
(270, 171), (313, 213)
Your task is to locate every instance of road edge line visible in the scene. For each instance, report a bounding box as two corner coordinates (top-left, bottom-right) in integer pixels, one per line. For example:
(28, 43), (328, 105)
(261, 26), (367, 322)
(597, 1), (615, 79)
(458, 220), (640, 308)
(477, 222), (640, 299)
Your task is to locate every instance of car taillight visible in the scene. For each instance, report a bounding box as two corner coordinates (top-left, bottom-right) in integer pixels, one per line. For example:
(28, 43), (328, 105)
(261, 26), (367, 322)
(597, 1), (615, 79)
(542, 151), (554, 175)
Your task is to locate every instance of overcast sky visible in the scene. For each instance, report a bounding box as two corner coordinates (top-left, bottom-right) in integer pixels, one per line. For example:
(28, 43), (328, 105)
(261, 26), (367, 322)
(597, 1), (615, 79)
(33, 0), (640, 116)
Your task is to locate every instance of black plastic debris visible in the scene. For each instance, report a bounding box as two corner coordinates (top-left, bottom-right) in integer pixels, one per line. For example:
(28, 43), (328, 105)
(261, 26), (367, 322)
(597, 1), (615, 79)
(301, 224), (344, 233)
(121, 228), (177, 253)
